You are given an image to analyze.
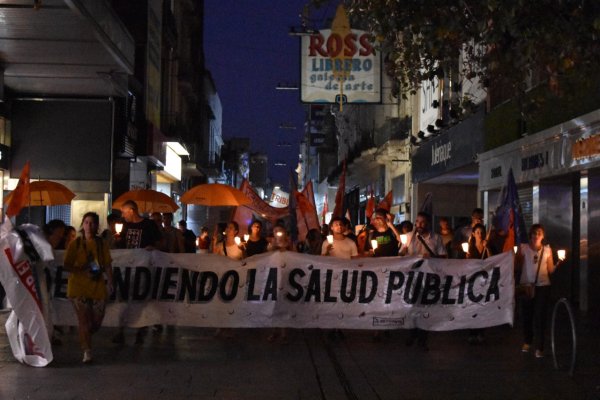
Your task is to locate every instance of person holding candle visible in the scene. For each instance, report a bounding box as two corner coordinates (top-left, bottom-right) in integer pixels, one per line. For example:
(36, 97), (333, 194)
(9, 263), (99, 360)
(213, 221), (244, 339)
(267, 224), (291, 343)
(364, 209), (400, 257)
(514, 223), (565, 358)
(321, 217), (359, 259)
(452, 208), (484, 258)
(113, 200), (162, 345)
(244, 220), (269, 257)
(214, 221), (244, 260)
(400, 212), (447, 259)
(465, 223), (495, 344)
(401, 212), (447, 350)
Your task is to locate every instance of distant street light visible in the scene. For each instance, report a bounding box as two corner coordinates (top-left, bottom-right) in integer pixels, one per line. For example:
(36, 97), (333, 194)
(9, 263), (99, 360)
(276, 82), (299, 90)
(279, 123), (297, 130)
(288, 26), (319, 36)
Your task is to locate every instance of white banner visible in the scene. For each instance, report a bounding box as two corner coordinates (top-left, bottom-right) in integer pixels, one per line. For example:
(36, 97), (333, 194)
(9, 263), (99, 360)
(49, 250), (515, 331)
(0, 222), (54, 367)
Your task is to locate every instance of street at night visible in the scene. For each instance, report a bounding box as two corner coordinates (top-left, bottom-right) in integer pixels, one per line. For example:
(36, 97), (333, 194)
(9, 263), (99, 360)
(1, 1), (600, 399)
(1, 311), (599, 399)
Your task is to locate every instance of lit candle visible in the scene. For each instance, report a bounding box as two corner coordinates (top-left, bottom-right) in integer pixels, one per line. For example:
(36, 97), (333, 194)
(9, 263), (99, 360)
(115, 223), (123, 234)
(557, 249), (566, 261)
(327, 235), (334, 244)
(400, 234), (408, 245)
(243, 234), (249, 242)
(461, 242), (469, 253)
(513, 246), (518, 254)
(234, 237), (241, 245)
(276, 231), (283, 237)
(371, 239), (378, 250)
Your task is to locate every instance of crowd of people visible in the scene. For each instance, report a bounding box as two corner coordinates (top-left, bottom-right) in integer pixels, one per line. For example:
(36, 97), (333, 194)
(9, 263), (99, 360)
(2, 202), (565, 365)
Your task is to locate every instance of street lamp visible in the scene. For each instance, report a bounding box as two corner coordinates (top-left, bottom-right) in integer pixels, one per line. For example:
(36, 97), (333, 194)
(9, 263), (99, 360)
(276, 82), (299, 90)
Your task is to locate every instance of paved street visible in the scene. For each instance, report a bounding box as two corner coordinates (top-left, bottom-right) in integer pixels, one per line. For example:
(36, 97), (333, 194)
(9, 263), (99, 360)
(0, 309), (598, 400)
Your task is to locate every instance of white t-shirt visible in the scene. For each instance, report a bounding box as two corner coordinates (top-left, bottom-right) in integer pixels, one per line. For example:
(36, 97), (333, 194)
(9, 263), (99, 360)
(406, 231), (447, 257)
(321, 237), (358, 259)
(224, 243), (244, 260)
(519, 244), (552, 286)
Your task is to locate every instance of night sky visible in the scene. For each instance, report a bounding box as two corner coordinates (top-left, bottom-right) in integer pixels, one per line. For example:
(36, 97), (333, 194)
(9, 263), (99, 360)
(204, 1), (328, 190)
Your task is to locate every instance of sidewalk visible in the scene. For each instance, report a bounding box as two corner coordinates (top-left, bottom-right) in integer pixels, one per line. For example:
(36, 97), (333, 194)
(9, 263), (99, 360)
(0, 309), (598, 399)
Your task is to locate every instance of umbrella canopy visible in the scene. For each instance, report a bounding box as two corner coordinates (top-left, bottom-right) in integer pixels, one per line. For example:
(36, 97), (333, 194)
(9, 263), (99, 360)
(112, 189), (179, 214)
(181, 183), (251, 206)
(4, 180), (76, 206)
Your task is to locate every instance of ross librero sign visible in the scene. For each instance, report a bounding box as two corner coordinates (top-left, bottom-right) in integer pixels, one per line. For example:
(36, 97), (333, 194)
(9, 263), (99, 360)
(301, 28), (381, 104)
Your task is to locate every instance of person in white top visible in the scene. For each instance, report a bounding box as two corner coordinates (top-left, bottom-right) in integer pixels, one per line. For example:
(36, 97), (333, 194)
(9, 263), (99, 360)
(321, 217), (359, 259)
(400, 212), (447, 258)
(515, 224), (565, 358)
(213, 221), (243, 339)
(214, 221), (244, 260)
(399, 212), (446, 351)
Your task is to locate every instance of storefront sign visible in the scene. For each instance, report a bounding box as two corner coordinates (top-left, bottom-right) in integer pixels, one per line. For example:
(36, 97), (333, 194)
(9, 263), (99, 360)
(300, 10), (381, 105)
(572, 134), (600, 160)
(412, 109), (484, 183)
(479, 138), (559, 190)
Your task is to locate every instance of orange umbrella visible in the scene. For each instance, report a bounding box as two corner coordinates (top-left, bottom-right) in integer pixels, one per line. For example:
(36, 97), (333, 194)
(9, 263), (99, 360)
(181, 183), (251, 206)
(4, 180), (76, 206)
(112, 189), (179, 213)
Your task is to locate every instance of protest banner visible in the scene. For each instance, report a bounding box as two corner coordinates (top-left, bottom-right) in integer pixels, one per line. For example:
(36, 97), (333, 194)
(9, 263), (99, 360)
(0, 221), (54, 367)
(48, 250), (515, 331)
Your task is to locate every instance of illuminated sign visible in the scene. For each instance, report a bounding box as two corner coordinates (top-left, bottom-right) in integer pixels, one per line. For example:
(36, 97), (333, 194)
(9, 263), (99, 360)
(301, 9), (381, 105)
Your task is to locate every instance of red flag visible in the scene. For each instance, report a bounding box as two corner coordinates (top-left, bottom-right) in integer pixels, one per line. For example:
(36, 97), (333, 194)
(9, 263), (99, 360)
(298, 181), (320, 233)
(365, 188), (375, 219)
(377, 190), (393, 212)
(302, 181), (320, 227)
(332, 161), (346, 218)
(321, 193), (329, 225)
(232, 180), (288, 232)
(6, 161), (31, 217)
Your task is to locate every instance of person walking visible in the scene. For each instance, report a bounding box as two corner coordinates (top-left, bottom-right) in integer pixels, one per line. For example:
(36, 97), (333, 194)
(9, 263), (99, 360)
(401, 212), (447, 350)
(162, 212), (184, 253)
(63, 212), (113, 363)
(113, 200), (162, 344)
(214, 221), (244, 260)
(321, 216), (358, 259)
(266, 224), (291, 343)
(101, 214), (120, 249)
(465, 223), (494, 344)
(364, 209), (400, 257)
(515, 224), (563, 358)
(197, 226), (211, 254)
(244, 220), (269, 257)
(322, 217), (358, 341)
(178, 220), (197, 253)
